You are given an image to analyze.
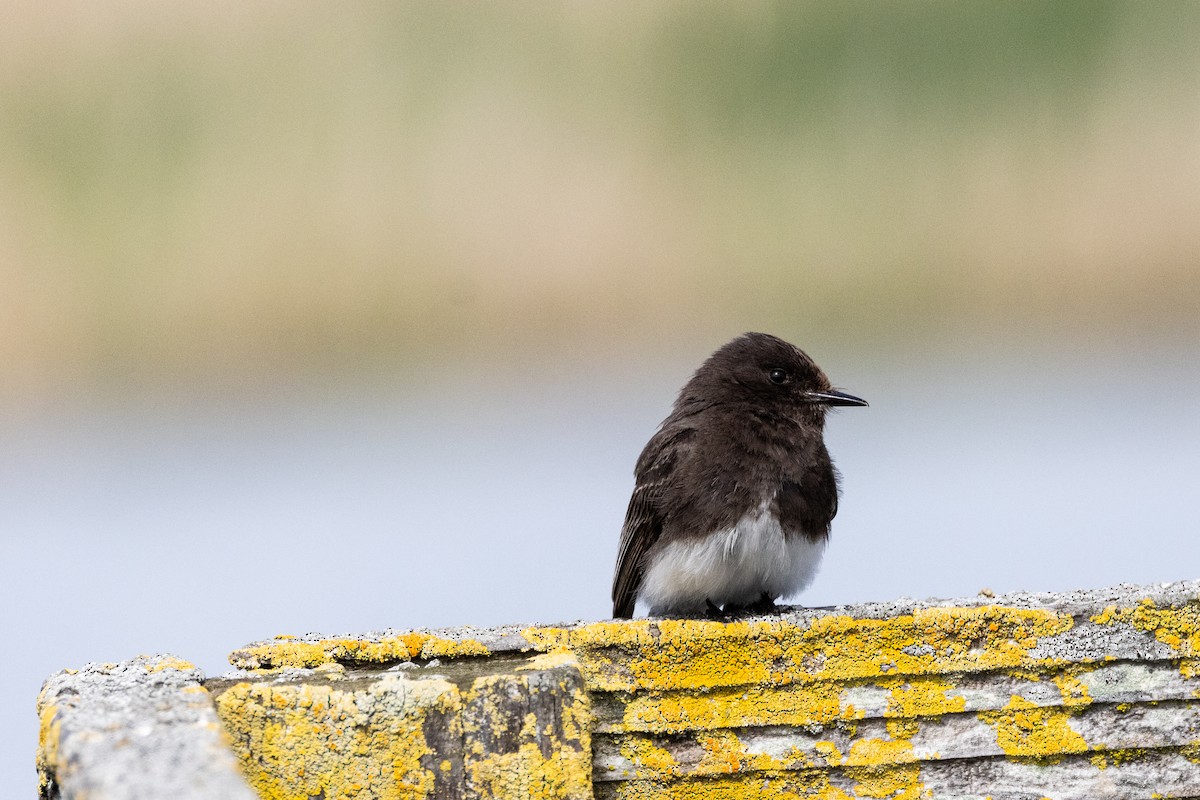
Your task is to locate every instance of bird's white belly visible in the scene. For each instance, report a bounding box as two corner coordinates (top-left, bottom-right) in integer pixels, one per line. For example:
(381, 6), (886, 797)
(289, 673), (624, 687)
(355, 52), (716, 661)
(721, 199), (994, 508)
(639, 501), (825, 616)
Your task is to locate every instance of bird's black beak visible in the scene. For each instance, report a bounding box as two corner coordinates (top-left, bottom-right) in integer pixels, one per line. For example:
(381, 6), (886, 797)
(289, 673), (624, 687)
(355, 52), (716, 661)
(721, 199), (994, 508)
(806, 389), (868, 407)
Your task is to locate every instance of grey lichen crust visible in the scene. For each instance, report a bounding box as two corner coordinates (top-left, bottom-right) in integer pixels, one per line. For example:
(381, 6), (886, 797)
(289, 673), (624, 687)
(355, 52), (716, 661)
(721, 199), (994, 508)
(36, 654), (257, 800)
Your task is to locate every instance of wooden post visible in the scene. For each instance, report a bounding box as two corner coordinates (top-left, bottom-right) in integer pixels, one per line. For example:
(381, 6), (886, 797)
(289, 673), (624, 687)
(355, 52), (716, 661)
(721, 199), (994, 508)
(37, 580), (1200, 799)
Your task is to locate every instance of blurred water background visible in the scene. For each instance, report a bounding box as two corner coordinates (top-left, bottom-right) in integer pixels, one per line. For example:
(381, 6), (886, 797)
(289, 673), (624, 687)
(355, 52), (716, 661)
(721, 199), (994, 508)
(3, 2), (1200, 793)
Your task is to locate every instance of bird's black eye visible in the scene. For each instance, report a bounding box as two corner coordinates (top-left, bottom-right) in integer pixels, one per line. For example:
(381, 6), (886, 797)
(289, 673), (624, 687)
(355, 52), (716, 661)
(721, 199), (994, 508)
(768, 368), (789, 385)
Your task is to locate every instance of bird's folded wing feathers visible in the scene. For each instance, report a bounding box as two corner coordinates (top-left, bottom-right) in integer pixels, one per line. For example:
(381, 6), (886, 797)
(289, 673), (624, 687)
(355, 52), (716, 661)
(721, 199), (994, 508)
(611, 425), (695, 618)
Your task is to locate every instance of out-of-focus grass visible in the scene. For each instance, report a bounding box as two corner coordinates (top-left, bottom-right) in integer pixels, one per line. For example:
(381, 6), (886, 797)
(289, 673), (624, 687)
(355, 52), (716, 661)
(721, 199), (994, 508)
(2, 1), (1198, 398)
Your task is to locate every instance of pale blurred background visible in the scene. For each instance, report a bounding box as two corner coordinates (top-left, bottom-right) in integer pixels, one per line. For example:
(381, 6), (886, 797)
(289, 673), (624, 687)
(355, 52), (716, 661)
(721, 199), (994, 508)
(3, 1), (1200, 793)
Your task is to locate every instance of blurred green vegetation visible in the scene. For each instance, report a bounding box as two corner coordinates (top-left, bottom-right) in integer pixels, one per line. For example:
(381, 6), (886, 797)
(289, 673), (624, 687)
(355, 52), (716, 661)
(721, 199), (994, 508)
(2, 1), (1198, 396)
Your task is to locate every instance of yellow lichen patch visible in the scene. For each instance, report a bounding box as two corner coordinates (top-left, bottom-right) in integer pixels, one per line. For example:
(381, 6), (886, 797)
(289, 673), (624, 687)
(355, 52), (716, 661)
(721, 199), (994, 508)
(618, 736), (678, 779)
(1051, 669), (1094, 709)
(609, 773), (838, 800)
(885, 676), (967, 718)
(523, 618), (789, 692)
(523, 607), (1073, 695)
(621, 680), (848, 734)
(144, 656), (197, 673)
(978, 696), (1088, 758)
(464, 737), (591, 800)
(886, 718), (920, 739)
(833, 740), (928, 800)
(845, 737), (919, 767)
(461, 667), (592, 800)
(230, 634), (491, 670)
(518, 651), (583, 673)
(1105, 599), (1200, 655)
(1090, 598), (1200, 681)
(1090, 748), (1151, 768)
(214, 674), (459, 800)
(557, 683), (592, 757)
(405, 633), (491, 661)
(845, 763), (928, 800)
(616, 728), (834, 785)
(230, 639), (349, 670)
(813, 740), (844, 767)
(35, 701), (60, 797)
(687, 729), (801, 775)
(323, 637), (416, 664)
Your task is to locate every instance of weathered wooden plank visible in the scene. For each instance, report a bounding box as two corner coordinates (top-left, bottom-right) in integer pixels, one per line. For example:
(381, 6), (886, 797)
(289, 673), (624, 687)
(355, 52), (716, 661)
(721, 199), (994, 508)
(460, 653), (594, 800)
(36, 655), (258, 800)
(593, 749), (1200, 800)
(229, 582), (1200, 696)
(593, 700), (1200, 780)
(590, 658), (1200, 734)
(210, 652), (593, 800)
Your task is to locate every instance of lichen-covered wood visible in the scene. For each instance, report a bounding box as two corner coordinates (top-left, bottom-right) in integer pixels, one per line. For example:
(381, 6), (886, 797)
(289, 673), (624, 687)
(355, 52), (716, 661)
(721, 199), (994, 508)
(208, 652), (592, 800)
(35, 580), (1200, 799)
(228, 580), (1200, 799)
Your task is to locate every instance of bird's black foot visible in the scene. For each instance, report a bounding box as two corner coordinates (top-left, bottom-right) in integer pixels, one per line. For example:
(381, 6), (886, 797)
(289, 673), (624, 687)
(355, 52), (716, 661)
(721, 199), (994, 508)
(746, 592), (779, 615)
(704, 598), (730, 620)
(718, 593), (779, 617)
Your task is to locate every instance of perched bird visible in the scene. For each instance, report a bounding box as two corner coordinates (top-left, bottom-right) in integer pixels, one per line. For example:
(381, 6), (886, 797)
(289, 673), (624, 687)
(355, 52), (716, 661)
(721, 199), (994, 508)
(612, 332), (866, 619)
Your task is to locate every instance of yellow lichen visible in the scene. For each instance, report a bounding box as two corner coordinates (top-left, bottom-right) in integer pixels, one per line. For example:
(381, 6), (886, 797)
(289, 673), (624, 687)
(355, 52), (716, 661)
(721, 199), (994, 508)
(839, 739), (927, 799)
(522, 606), (1073, 695)
(230, 634), (491, 670)
(885, 676), (967, 718)
(214, 674), (458, 799)
(1109, 748), (1151, 765)
(813, 740), (844, 767)
(886, 718), (920, 739)
(609, 772), (847, 800)
(518, 651), (582, 672)
(617, 736), (677, 779)
(692, 730), (761, 774)
(621, 680), (848, 733)
(1051, 669), (1094, 709)
(845, 763), (927, 800)
(1103, 599), (1200, 654)
(464, 737), (590, 800)
(978, 695), (1088, 758)
(845, 736), (918, 766)
(460, 666), (592, 800)
(35, 700), (60, 796)
(145, 656), (197, 673)
(1090, 598), (1200, 681)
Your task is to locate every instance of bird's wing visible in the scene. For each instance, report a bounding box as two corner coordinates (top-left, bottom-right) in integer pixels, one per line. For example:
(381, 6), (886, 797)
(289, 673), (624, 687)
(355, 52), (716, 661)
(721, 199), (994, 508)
(611, 425), (694, 618)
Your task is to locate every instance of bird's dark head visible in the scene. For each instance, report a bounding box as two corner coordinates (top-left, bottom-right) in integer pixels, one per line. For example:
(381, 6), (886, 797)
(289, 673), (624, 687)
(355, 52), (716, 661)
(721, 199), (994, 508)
(679, 332), (867, 424)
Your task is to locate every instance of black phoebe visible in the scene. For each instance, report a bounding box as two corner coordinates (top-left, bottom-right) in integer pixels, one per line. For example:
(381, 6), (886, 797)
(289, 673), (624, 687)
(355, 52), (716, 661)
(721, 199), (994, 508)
(612, 332), (866, 619)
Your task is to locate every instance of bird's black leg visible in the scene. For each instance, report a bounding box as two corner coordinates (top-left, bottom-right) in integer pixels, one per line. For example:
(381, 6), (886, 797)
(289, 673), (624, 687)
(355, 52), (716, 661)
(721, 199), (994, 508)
(746, 592), (778, 615)
(705, 598), (728, 620)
